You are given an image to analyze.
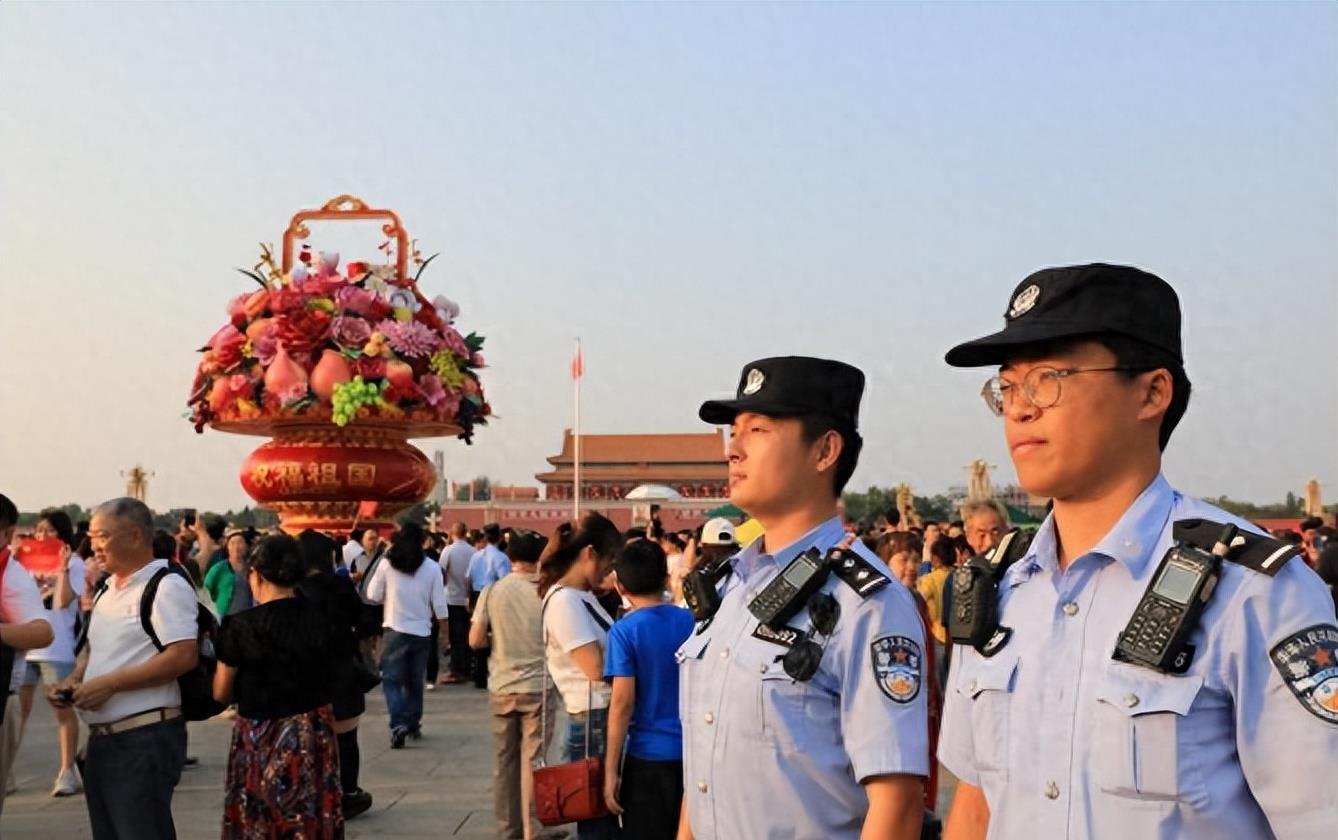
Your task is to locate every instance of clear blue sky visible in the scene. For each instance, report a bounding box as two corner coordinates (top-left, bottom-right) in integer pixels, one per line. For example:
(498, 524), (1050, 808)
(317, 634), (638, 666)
(1, 3), (1334, 513)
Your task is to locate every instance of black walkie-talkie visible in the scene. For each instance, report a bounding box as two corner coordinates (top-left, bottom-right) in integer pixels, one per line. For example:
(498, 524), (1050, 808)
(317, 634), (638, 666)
(1113, 523), (1236, 674)
(749, 548), (830, 628)
(948, 529), (1027, 653)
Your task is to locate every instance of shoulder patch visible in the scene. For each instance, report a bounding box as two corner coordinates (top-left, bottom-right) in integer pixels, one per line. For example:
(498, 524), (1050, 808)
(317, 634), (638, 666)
(1270, 624), (1338, 725)
(830, 548), (890, 598)
(1173, 518), (1300, 577)
(871, 635), (921, 703)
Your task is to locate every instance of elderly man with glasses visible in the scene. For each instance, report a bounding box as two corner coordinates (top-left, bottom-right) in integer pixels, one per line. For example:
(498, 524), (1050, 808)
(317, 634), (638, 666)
(50, 497), (198, 840)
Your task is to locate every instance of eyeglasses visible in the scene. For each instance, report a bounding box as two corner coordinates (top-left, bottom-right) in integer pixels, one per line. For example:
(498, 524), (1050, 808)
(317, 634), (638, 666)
(981, 366), (1147, 416)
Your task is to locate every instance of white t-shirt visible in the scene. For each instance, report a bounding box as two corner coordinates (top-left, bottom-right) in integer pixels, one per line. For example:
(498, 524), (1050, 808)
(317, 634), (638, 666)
(29, 554), (86, 664)
(542, 586), (612, 714)
(441, 539), (474, 607)
(2, 556), (50, 692)
(367, 556), (448, 637)
(80, 560), (198, 724)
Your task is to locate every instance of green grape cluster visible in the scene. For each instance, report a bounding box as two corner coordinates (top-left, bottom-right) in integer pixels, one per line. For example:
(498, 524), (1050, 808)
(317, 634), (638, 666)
(331, 376), (389, 426)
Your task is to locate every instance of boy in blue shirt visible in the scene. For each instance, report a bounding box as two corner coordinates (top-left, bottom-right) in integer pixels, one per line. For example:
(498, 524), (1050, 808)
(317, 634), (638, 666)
(602, 539), (695, 840)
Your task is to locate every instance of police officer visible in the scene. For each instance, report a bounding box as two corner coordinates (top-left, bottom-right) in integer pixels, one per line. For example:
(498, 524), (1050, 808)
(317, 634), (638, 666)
(677, 356), (928, 840)
(938, 264), (1338, 839)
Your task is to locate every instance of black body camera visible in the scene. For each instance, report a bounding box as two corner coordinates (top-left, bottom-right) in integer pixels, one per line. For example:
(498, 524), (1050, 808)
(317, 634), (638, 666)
(1113, 524), (1235, 674)
(948, 529), (1029, 653)
(683, 555), (733, 623)
(749, 547), (831, 628)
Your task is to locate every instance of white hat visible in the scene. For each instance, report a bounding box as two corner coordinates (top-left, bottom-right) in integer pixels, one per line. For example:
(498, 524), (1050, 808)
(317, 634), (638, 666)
(701, 518), (738, 546)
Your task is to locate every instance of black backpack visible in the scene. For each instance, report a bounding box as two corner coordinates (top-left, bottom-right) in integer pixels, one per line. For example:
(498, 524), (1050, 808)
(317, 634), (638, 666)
(79, 563), (226, 722)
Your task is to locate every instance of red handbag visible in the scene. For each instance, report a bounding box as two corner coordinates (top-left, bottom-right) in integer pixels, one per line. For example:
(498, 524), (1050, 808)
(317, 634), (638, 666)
(533, 754), (608, 826)
(534, 590), (611, 827)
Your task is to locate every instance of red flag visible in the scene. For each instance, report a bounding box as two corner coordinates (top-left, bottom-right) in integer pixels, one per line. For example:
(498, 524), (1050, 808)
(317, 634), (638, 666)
(357, 500), (380, 519)
(570, 343), (584, 381)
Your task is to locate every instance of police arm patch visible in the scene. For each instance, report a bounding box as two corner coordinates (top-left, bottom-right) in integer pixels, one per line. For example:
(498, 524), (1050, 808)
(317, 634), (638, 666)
(1270, 624), (1338, 725)
(871, 635), (921, 703)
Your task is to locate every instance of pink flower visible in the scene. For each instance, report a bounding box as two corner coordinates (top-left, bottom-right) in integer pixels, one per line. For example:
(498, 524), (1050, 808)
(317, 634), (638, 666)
(277, 382), (309, 405)
(471, 352), (485, 367)
(376, 318), (443, 359)
(330, 316), (372, 349)
(419, 374), (447, 408)
(251, 330), (278, 365)
(335, 285), (377, 316)
(299, 273), (347, 297)
(440, 326), (470, 359)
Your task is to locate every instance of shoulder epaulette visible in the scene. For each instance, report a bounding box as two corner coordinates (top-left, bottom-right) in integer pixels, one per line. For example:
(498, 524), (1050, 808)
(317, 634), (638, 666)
(1173, 518), (1300, 577)
(827, 547), (890, 598)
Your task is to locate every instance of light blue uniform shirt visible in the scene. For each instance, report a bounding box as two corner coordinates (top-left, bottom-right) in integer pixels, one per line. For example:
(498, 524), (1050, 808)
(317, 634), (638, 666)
(939, 474), (1338, 839)
(678, 516), (929, 840)
(487, 544), (511, 581)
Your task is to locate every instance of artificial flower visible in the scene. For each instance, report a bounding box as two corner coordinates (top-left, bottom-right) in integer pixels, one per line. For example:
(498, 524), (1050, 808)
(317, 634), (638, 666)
(335, 285), (377, 316)
(274, 308), (331, 355)
(433, 294), (460, 325)
(439, 325), (471, 359)
(420, 374), (447, 408)
(428, 351), (465, 389)
(377, 318), (443, 358)
(330, 316), (372, 350)
(353, 356), (387, 380)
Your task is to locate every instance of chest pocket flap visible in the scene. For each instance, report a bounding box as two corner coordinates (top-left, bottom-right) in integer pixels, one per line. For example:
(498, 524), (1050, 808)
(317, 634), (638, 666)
(958, 652), (1019, 777)
(1095, 664), (1207, 803)
(961, 650), (1020, 698)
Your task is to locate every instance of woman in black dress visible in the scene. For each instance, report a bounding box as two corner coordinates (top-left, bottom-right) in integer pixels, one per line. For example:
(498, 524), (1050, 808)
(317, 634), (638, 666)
(296, 529), (377, 819)
(213, 534), (343, 839)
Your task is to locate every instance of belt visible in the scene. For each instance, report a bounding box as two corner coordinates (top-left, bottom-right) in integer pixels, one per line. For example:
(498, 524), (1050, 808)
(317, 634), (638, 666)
(88, 707), (181, 738)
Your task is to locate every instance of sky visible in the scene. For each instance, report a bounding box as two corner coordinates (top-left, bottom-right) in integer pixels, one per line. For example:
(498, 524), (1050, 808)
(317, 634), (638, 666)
(1, 3), (1334, 513)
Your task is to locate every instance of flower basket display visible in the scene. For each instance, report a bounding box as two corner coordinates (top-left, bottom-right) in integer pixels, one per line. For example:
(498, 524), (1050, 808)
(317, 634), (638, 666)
(188, 195), (489, 532)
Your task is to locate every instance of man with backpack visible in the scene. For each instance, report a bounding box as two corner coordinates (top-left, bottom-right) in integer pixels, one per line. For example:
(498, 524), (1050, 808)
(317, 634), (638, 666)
(50, 497), (200, 840)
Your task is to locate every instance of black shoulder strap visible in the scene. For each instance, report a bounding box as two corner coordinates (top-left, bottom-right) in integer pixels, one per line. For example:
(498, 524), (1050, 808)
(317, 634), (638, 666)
(829, 547), (891, 598)
(1173, 518), (1300, 577)
(74, 576), (112, 657)
(581, 600), (613, 632)
(139, 567), (174, 651)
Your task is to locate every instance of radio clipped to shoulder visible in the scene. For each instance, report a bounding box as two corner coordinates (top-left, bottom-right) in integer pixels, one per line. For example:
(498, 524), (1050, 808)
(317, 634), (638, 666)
(1113, 523), (1236, 674)
(948, 529), (1030, 655)
(749, 547), (831, 628)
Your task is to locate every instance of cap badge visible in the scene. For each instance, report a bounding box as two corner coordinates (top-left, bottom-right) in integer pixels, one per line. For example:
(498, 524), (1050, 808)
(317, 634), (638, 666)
(1008, 284), (1041, 319)
(742, 368), (765, 396)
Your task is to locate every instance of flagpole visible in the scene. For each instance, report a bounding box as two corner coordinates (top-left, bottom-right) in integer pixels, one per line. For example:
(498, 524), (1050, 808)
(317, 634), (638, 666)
(573, 337), (582, 520)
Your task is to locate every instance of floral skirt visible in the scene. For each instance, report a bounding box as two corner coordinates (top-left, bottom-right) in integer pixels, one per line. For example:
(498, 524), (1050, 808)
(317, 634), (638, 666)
(223, 704), (344, 840)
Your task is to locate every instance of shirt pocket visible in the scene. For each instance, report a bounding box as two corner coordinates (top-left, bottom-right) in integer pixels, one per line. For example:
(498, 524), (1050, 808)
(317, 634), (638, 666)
(754, 653), (839, 752)
(958, 652), (1020, 782)
(1094, 665), (1208, 806)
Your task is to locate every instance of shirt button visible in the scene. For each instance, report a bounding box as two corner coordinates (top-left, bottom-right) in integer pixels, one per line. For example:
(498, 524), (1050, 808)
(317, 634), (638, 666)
(759, 663), (769, 674)
(720, 648), (730, 659)
(697, 781), (708, 794)
(704, 712), (715, 725)
(1044, 781), (1060, 800)
(967, 679), (978, 693)
(1123, 693), (1140, 709)
(1062, 602), (1079, 617)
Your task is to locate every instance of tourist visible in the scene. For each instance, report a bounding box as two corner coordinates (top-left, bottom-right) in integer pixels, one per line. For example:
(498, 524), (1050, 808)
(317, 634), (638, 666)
(366, 522), (448, 748)
(214, 533), (343, 838)
(17, 509), (85, 797)
(194, 514), (227, 575)
(52, 497), (196, 840)
(439, 522), (475, 684)
(538, 512), (621, 840)
(295, 529), (376, 819)
(602, 538), (693, 840)
(0, 493), (55, 817)
(202, 529), (247, 617)
(959, 499), (1008, 556)
(470, 529), (558, 840)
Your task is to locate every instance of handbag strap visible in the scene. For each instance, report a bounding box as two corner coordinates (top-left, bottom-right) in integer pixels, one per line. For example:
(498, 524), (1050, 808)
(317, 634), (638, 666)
(539, 585), (599, 762)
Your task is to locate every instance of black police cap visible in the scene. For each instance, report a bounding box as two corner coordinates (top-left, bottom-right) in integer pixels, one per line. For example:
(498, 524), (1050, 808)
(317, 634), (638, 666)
(698, 356), (864, 429)
(945, 263), (1182, 368)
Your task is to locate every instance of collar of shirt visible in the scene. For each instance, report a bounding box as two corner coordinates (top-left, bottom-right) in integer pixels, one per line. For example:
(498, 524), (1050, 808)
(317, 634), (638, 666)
(111, 558), (166, 591)
(1009, 473), (1177, 587)
(732, 516), (847, 580)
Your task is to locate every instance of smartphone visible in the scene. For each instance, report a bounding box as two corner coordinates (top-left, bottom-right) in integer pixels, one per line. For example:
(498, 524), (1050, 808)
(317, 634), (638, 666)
(16, 536), (65, 574)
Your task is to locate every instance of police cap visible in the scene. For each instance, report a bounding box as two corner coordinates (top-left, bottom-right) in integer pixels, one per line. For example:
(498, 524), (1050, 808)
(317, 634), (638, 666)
(945, 263), (1182, 368)
(699, 356), (864, 429)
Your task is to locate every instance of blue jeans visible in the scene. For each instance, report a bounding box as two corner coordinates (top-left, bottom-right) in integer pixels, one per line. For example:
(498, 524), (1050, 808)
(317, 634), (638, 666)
(83, 717), (186, 840)
(381, 630), (430, 733)
(566, 707), (615, 840)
